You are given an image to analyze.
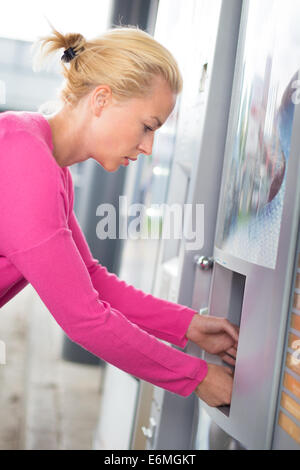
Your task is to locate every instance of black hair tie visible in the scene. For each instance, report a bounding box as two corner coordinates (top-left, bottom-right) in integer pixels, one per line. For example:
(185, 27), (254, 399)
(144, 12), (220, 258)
(61, 47), (77, 63)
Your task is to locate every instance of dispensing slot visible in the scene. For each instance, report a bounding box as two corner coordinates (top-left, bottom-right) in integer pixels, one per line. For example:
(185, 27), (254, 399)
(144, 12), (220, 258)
(205, 263), (246, 417)
(227, 271), (246, 332)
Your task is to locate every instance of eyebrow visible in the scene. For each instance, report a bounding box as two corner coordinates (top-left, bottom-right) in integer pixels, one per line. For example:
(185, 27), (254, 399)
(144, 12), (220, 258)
(151, 116), (163, 128)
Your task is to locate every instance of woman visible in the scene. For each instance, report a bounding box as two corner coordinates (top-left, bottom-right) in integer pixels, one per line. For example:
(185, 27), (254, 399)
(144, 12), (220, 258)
(0, 26), (238, 407)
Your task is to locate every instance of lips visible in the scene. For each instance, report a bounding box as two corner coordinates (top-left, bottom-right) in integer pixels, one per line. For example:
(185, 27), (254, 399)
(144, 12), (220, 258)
(125, 156), (138, 161)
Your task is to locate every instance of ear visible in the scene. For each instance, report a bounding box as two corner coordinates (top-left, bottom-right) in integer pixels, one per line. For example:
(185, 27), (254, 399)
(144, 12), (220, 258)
(91, 85), (112, 117)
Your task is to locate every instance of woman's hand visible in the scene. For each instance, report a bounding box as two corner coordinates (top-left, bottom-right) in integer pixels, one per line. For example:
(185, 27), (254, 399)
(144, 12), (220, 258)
(195, 363), (233, 407)
(186, 314), (239, 366)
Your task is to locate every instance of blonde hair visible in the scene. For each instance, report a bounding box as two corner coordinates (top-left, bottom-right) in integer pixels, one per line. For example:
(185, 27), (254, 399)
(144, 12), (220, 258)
(33, 25), (183, 106)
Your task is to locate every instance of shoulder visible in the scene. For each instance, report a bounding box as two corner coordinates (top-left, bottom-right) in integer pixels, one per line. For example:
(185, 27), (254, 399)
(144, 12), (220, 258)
(0, 111), (60, 176)
(0, 110), (53, 152)
(0, 111), (51, 141)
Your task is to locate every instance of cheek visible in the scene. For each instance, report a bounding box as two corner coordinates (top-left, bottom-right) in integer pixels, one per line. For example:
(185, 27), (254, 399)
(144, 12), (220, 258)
(113, 126), (142, 152)
(91, 115), (142, 155)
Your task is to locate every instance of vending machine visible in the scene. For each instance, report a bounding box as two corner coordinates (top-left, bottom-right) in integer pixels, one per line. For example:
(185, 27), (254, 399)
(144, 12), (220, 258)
(140, 0), (243, 449)
(143, 0), (300, 451)
(194, 0), (300, 450)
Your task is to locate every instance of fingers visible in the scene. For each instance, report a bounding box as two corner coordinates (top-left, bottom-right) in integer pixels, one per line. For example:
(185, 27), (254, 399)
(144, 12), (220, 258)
(226, 346), (237, 358)
(220, 345), (238, 366)
(224, 365), (234, 376)
(219, 352), (236, 366)
(223, 320), (239, 343)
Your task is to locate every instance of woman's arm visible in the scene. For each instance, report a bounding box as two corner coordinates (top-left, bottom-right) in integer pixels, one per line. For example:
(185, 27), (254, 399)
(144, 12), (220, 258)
(68, 209), (196, 348)
(8, 227), (207, 396)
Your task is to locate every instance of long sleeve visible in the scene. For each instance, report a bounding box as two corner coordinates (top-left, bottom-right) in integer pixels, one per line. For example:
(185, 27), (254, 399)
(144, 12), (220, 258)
(0, 128), (208, 397)
(8, 228), (207, 396)
(68, 209), (196, 348)
(0, 277), (29, 308)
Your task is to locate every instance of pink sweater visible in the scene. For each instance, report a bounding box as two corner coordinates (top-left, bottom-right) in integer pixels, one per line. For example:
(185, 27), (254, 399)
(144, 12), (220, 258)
(0, 111), (208, 396)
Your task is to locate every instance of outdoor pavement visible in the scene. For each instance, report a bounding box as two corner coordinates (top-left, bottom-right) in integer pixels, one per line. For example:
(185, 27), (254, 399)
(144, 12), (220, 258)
(0, 285), (103, 450)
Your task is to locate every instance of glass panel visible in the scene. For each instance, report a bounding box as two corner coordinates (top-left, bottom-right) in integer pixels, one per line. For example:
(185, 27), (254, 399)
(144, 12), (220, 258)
(118, 0), (183, 292)
(216, 0), (299, 269)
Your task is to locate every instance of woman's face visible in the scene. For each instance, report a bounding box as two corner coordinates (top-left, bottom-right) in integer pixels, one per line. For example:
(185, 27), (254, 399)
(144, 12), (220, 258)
(87, 76), (177, 172)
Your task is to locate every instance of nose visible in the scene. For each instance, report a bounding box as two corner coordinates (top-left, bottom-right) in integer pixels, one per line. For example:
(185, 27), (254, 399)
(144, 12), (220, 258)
(137, 132), (155, 156)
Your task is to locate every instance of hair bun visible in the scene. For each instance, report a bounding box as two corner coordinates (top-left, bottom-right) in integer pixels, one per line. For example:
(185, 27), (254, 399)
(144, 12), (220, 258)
(62, 32), (86, 62)
(64, 33), (86, 50)
(61, 47), (77, 63)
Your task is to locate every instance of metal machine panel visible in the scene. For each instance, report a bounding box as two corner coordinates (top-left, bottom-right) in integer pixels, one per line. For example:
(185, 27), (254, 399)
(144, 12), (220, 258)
(198, 0), (300, 450)
(142, 0), (243, 449)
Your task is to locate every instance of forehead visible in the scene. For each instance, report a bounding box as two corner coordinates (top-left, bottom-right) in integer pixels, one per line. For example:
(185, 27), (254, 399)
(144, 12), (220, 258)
(139, 79), (177, 121)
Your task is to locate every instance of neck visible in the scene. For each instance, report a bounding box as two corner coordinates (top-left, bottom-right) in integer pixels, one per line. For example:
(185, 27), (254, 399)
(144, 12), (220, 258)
(46, 102), (89, 168)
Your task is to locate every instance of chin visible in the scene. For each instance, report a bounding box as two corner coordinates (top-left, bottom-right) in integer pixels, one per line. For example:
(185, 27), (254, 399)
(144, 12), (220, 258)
(106, 167), (120, 173)
(94, 158), (120, 172)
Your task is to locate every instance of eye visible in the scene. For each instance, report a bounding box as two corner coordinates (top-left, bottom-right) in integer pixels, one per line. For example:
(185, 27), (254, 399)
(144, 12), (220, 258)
(144, 125), (154, 133)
